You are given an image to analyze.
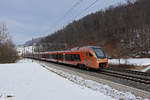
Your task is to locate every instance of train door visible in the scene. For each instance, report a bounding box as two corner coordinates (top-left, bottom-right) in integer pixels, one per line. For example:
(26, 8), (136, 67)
(86, 51), (94, 68)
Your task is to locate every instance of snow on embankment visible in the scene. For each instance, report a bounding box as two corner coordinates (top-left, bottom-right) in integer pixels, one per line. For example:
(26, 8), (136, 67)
(141, 66), (150, 72)
(109, 58), (150, 66)
(42, 64), (149, 100)
(109, 58), (150, 72)
(0, 59), (114, 100)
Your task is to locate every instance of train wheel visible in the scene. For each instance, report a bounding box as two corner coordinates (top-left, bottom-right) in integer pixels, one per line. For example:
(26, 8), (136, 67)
(78, 64), (85, 70)
(85, 67), (89, 71)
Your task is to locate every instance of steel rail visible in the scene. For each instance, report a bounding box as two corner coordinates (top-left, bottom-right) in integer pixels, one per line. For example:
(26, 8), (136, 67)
(108, 67), (150, 76)
(100, 69), (150, 84)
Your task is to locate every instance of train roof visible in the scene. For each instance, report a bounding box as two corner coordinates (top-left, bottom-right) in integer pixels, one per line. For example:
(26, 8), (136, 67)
(86, 46), (101, 49)
(35, 46), (101, 54)
(71, 46), (101, 50)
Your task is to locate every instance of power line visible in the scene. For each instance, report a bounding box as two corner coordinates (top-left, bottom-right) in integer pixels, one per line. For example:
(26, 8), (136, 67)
(36, 0), (99, 36)
(74, 0), (99, 19)
(41, 0), (84, 34)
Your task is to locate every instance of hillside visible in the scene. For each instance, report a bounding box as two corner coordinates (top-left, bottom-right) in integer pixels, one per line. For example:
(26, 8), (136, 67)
(39, 0), (150, 58)
(24, 38), (42, 46)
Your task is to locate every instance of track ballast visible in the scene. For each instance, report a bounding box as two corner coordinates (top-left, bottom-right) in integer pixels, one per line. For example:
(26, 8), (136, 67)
(100, 68), (150, 84)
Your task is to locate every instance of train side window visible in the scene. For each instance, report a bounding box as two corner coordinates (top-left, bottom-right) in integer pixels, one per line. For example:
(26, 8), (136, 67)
(49, 55), (52, 59)
(54, 54), (56, 59)
(42, 54), (45, 58)
(56, 54), (58, 59)
(65, 54), (68, 60)
(69, 54), (71, 61)
(71, 54), (74, 61)
(74, 54), (81, 61)
(65, 54), (81, 61)
(53, 54), (56, 59)
(65, 54), (71, 61)
(58, 54), (63, 60)
(58, 54), (60, 59)
(89, 53), (93, 57)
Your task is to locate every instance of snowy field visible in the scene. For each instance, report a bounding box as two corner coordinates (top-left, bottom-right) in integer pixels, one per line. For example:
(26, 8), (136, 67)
(109, 58), (150, 72)
(109, 58), (150, 66)
(0, 59), (149, 100)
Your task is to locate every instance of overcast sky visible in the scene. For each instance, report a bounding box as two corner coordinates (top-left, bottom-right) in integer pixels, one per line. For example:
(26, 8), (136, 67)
(0, 0), (126, 45)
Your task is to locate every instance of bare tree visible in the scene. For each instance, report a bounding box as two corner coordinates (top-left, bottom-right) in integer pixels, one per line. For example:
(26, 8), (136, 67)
(0, 22), (19, 63)
(0, 22), (8, 44)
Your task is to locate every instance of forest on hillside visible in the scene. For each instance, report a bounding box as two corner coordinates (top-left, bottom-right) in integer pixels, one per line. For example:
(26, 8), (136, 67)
(37, 0), (150, 58)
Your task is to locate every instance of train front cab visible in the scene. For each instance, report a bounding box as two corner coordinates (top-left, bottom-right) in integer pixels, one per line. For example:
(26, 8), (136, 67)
(84, 46), (108, 69)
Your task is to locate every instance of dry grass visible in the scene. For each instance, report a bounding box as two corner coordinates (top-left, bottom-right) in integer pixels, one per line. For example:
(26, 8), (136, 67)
(147, 70), (150, 73)
(109, 64), (150, 72)
(109, 64), (137, 70)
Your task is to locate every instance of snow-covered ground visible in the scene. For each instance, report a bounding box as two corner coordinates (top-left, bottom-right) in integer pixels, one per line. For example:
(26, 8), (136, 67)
(141, 66), (150, 72)
(0, 59), (148, 100)
(109, 58), (150, 66)
(17, 46), (34, 56)
(109, 58), (150, 72)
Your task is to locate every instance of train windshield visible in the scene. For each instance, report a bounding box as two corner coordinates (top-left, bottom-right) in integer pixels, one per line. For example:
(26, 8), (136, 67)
(93, 48), (106, 59)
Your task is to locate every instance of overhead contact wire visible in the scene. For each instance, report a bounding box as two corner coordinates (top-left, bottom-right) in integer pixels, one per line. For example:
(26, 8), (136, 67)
(42, 0), (84, 34)
(74, 0), (99, 19)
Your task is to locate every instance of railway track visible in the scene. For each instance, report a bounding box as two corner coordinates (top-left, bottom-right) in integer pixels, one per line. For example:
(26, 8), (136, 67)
(40, 59), (150, 84)
(39, 60), (150, 99)
(38, 59), (150, 85)
(108, 67), (150, 76)
(100, 68), (150, 84)
(34, 59), (150, 92)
